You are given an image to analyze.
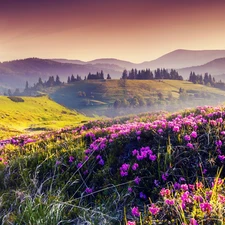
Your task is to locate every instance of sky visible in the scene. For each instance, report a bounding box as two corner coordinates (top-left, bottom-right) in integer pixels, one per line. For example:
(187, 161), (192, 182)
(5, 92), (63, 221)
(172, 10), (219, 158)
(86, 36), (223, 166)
(0, 0), (225, 62)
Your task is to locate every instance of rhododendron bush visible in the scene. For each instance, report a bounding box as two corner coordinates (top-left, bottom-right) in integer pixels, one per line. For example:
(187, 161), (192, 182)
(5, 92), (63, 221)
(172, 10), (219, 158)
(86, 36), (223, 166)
(1, 105), (225, 223)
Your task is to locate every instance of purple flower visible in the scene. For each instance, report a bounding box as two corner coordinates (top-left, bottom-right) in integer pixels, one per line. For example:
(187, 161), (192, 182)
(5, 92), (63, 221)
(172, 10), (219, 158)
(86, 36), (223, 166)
(173, 182), (181, 190)
(85, 187), (93, 194)
(149, 154), (157, 161)
(190, 131), (197, 139)
(162, 172), (168, 181)
(165, 199), (175, 205)
(139, 192), (147, 199)
(218, 155), (225, 162)
(154, 180), (160, 187)
(69, 156), (75, 163)
(132, 163), (139, 171)
(131, 206), (140, 217)
(99, 159), (105, 166)
(184, 135), (191, 141)
(187, 143), (194, 149)
(149, 204), (160, 215)
(128, 187), (133, 193)
(190, 218), (198, 225)
(77, 162), (83, 169)
(134, 176), (141, 185)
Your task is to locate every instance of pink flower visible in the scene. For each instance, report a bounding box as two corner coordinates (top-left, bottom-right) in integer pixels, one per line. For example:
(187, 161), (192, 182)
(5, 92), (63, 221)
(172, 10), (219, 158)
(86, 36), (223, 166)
(127, 221), (136, 225)
(131, 206), (140, 217)
(173, 126), (180, 132)
(190, 218), (198, 225)
(181, 184), (189, 191)
(196, 182), (203, 189)
(218, 194), (225, 204)
(200, 202), (212, 213)
(149, 204), (160, 215)
(187, 143), (194, 149)
(165, 199), (175, 205)
(190, 131), (197, 138)
(184, 135), (191, 141)
(212, 178), (224, 187)
(160, 188), (171, 197)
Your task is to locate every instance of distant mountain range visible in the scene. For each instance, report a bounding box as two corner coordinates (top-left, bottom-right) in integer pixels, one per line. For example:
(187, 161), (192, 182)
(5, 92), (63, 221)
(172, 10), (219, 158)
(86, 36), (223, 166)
(2, 49), (225, 91)
(178, 58), (225, 79)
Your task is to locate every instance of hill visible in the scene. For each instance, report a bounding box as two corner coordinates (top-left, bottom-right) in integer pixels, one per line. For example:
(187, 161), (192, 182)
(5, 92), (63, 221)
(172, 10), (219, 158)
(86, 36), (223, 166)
(178, 57), (225, 80)
(0, 58), (122, 90)
(45, 79), (225, 117)
(0, 95), (89, 138)
(1, 105), (225, 223)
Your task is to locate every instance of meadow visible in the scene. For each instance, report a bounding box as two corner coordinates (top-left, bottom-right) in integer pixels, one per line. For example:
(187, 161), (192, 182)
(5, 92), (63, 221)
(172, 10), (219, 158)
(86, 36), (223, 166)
(0, 103), (225, 224)
(47, 80), (225, 116)
(0, 96), (90, 139)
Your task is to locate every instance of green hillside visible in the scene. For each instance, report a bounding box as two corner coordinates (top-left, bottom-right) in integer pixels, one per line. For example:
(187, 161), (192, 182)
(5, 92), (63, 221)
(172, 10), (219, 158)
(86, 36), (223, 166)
(47, 79), (225, 116)
(0, 96), (90, 138)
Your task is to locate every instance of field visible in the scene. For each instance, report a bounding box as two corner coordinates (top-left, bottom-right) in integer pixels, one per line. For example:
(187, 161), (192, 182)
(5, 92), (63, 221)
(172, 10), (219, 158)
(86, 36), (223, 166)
(1, 103), (225, 224)
(0, 96), (90, 139)
(46, 80), (225, 116)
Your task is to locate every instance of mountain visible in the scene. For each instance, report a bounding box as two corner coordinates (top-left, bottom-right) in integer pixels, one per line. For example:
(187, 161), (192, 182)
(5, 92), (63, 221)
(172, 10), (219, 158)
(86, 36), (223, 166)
(0, 58), (122, 90)
(138, 49), (225, 70)
(87, 58), (137, 69)
(52, 50), (225, 71)
(178, 58), (225, 80)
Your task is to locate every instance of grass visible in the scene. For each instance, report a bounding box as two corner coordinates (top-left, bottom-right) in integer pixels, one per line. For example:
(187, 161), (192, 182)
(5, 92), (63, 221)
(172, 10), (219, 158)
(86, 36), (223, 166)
(0, 95), (90, 139)
(1, 105), (225, 224)
(45, 80), (225, 116)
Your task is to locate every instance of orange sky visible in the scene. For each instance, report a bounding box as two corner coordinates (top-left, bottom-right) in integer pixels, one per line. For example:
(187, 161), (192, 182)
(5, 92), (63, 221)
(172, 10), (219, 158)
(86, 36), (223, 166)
(1, 0), (225, 62)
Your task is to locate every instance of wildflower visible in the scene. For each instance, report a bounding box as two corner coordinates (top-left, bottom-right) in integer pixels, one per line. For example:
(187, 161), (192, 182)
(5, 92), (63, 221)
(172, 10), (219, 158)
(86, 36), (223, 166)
(200, 202), (212, 213)
(218, 194), (225, 204)
(131, 206), (140, 217)
(165, 199), (175, 205)
(193, 195), (203, 203)
(190, 218), (198, 225)
(212, 178), (224, 187)
(173, 126), (180, 132)
(218, 155), (225, 162)
(154, 180), (160, 187)
(69, 156), (75, 163)
(196, 182), (203, 189)
(187, 143), (194, 149)
(77, 162), (83, 169)
(99, 158), (105, 166)
(188, 184), (195, 191)
(128, 187), (133, 193)
(216, 140), (222, 147)
(190, 131), (197, 138)
(181, 184), (189, 191)
(158, 129), (163, 134)
(149, 154), (157, 161)
(160, 188), (171, 197)
(174, 182), (181, 190)
(184, 135), (191, 141)
(132, 163), (139, 171)
(162, 172), (168, 181)
(85, 187), (93, 194)
(127, 221), (136, 225)
(139, 192), (147, 199)
(149, 204), (160, 215)
(134, 176), (141, 185)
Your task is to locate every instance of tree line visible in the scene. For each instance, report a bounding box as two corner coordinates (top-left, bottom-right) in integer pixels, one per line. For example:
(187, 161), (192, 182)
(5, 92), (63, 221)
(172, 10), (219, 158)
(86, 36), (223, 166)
(121, 68), (183, 80)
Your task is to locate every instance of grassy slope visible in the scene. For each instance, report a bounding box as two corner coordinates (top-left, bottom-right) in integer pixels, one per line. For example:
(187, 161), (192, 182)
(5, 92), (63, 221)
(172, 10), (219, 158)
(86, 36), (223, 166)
(47, 80), (225, 115)
(0, 96), (90, 139)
